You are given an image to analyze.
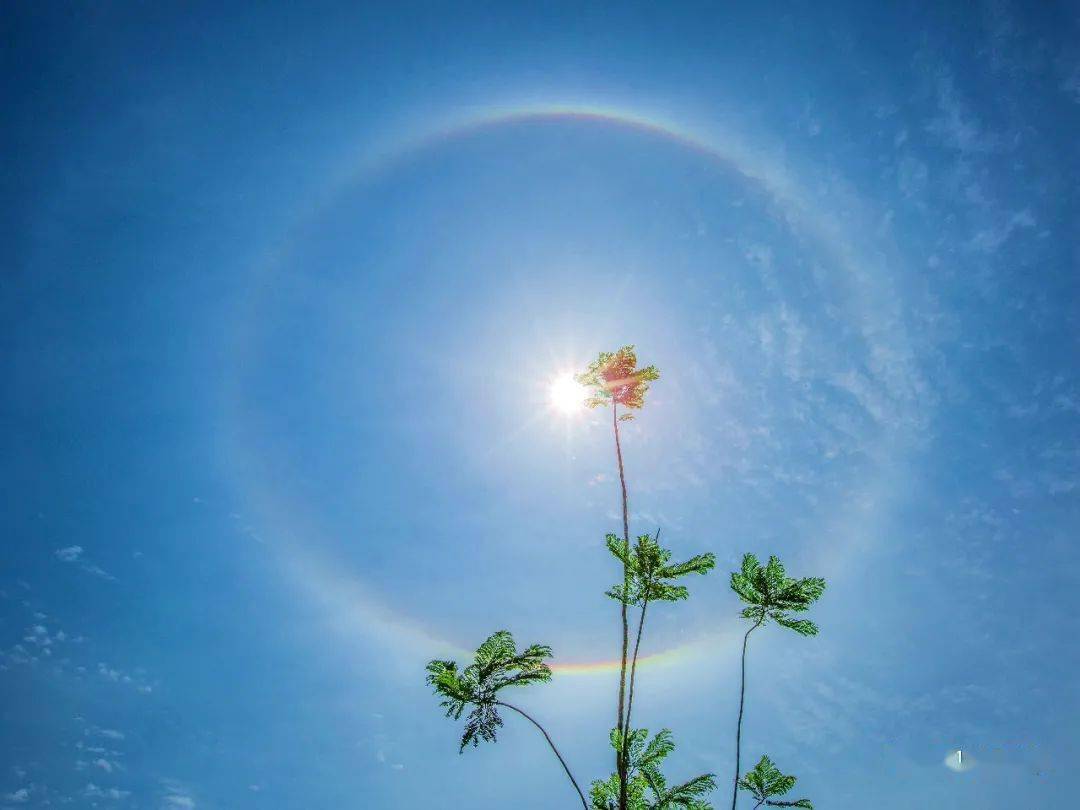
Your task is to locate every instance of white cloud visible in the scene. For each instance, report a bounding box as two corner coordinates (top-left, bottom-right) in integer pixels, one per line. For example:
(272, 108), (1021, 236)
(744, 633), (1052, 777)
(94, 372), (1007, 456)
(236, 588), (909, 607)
(968, 209), (1036, 253)
(925, 71), (1000, 155)
(82, 564), (117, 581)
(161, 780), (196, 808)
(54, 545), (116, 581)
(4, 788), (29, 803)
(84, 783), (130, 800)
(96, 662), (154, 693)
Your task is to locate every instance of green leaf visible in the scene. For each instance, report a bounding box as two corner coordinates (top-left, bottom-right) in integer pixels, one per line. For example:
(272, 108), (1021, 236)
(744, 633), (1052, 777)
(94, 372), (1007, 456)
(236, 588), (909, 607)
(730, 572), (763, 605)
(741, 553), (762, 580)
(739, 755), (811, 809)
(606, 584), (629, 603)
(640, 729), (675, 767)
(659, 552), (716, 579)
(649, 583), (690, 602)
(771, 613), (819, 636)
(665, 771), (717, 806)
(426, 631), (553, 753)
(732, 554), (825, 634)
(603, 729), (715, 810)
(613, 533), (715, 609)
(763, 556), (786, 594)
(606, 533), (634, 567)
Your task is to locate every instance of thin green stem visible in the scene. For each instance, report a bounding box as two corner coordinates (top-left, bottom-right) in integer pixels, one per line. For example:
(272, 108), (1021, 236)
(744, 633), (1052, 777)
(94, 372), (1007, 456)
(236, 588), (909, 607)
(732, 615), (764, 810)
(623, 596), (649, 743)
(612, 400), (631, 810)
(496, 701), (589, 810)
(619, 599), (648, 804)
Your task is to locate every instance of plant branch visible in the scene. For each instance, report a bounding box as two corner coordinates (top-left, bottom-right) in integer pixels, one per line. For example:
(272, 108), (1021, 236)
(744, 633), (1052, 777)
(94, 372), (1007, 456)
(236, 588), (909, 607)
(624, 525), (657, 745)
(496, 701), (589, 809)
(643, 767), (664, 804)
(731, 615), (764, 810)
(623, 596), (648, 742)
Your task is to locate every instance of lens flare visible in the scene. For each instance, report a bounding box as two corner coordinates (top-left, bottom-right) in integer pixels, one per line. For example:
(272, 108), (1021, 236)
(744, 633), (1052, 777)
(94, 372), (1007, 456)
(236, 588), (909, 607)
(549, 374), (588, 415)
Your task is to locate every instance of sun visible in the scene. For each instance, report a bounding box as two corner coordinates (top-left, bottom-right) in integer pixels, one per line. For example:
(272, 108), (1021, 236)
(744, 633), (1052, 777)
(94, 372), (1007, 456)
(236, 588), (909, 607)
(548, 373), (587, 415)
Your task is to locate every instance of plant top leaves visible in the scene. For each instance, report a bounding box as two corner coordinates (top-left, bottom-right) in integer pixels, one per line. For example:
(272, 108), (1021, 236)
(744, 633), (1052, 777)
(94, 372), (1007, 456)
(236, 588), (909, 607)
(591, 728), (716, 810)
(606, 533), (716, 606)
(576, 345), (661, 411)
(730, 553), (825, 636)
(426, 630), (552, 752)
(737, 755), (813, 808)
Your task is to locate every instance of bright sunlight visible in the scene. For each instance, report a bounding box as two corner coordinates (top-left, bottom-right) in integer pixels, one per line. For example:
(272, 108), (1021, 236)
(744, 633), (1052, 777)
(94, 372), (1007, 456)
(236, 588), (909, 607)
(548, 374), (587, 415)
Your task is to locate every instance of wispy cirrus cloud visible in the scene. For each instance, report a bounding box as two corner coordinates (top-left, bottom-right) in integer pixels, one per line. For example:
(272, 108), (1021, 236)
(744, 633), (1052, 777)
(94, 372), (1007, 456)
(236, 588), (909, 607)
(54, 546), (83, 562)
(83, 782), (131, 800)
(4, 787), (30, 803)
(160, 779), (197, 808)
(53, 545), (116, 581)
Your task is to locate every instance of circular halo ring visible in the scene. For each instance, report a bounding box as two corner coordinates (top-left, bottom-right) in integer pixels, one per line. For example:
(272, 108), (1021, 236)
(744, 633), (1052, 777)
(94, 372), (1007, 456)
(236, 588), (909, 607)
(225, 102), (916, 675)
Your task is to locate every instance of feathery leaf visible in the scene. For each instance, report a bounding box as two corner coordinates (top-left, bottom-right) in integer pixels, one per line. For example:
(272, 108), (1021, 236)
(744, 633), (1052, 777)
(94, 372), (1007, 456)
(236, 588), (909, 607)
(738, 755), (812, 809)
(425, 631), (553, 753)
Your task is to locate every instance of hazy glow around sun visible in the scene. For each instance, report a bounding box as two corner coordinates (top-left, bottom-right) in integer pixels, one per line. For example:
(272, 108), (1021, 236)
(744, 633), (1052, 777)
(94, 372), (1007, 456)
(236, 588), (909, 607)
(549, 374), (588, 415)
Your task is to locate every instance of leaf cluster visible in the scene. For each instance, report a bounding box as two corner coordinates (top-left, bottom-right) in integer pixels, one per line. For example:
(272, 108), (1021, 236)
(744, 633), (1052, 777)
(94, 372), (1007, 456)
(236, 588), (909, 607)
(575, 345), (661, 413)
(737, 756), (813, 808)
(425, 631), (552, 752)
(424, 344), (829, 809)
(591, 729), (715, 810)
(730, 554), (825, 635)
(606, 533), (716, 606)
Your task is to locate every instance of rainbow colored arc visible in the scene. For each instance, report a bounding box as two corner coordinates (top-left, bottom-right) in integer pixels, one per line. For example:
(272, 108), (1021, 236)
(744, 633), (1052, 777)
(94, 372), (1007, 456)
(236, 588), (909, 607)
(227, 100), (910, 676)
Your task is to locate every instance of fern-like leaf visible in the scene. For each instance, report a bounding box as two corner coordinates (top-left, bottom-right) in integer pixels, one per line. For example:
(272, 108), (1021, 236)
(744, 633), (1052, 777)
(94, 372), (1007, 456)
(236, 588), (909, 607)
(731, 555), (825, 635)
(738, 755), (812, 809)
(425, 631), (553, 754)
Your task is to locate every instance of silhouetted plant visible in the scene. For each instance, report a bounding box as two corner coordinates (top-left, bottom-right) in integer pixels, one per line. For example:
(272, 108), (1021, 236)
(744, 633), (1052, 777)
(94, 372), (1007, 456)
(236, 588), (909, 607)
(592, 729), (716, 810)
(426, 630), (589, 808)
(425, 346), (827, 810)
(729, 555), (824, 810)
(601, 531), (715, 801)
(737, 756), (813, 809)
(576, 346), (662, 806)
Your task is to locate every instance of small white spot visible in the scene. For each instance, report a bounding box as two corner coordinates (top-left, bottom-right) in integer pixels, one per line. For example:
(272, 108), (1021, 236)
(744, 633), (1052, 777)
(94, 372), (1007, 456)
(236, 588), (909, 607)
(944, 748), (975, 772)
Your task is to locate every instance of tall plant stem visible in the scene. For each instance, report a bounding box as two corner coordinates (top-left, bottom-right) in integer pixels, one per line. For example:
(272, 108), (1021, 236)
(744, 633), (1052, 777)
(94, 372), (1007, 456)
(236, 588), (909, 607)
(612, 401), (631, 809)
(731, 616), (764, 810)
(613, 401), (630, 564)
(496, 701), (589, 810)
(623, 596), (650, 740)
(624, 527), (659, 739)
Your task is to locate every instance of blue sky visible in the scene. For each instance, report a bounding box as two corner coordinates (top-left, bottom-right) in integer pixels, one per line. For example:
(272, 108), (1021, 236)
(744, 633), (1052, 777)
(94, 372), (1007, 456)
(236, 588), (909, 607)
(2, 2), (1079, 807)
